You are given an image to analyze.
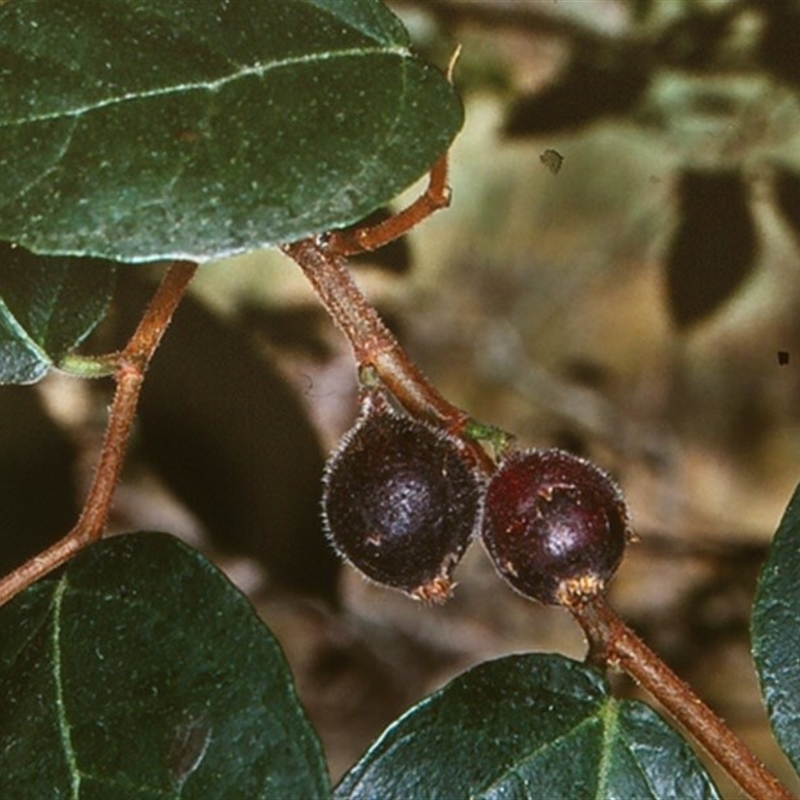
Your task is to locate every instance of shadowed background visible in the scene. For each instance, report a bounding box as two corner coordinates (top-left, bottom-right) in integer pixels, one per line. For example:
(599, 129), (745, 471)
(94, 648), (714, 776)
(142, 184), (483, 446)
(4, 0), (800, 794)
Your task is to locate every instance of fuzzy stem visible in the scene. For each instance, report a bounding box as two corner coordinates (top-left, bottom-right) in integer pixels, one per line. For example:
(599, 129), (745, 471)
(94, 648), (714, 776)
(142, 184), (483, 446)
(324, 154), (450, 256)
(573, 595), (794, 800)
(282, 239), (495, 477)
(283, 240), (466, 422)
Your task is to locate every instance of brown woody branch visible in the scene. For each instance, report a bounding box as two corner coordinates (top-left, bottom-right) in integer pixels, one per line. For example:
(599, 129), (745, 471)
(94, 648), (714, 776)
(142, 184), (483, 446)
(0, 260), (197, 607)
(574, 595), (793, 800)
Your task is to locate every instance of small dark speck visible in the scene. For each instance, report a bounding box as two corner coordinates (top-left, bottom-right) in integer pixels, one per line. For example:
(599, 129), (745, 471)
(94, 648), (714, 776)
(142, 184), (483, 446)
(174, 129), (201, 145)
(540, 149), (563, 175)
(778, 351), (790, 366)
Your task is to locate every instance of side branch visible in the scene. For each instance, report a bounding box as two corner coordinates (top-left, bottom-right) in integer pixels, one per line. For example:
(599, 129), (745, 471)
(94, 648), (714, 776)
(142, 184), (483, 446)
(0, 260), (198, 607)
(324, 154), (450, 256)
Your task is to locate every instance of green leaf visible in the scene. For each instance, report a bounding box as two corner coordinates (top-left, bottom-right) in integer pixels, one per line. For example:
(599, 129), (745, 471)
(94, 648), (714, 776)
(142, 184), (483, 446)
(752, 483), (800, 775)
(0, 533), (331, 799)
(335, 654), (720, 800)
(0, 242), (117, 384)
(0, 0), (463, 263)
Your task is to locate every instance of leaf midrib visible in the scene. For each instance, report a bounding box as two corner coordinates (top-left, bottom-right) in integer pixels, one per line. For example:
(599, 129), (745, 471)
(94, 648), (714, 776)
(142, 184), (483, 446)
(52, 577), (81, 799)
(2, 44), (410, 129)
(469, 714), (601, 799)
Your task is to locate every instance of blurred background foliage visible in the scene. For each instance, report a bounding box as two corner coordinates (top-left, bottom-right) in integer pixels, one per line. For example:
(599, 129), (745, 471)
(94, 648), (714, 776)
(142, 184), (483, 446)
(3, 0), (800, 793)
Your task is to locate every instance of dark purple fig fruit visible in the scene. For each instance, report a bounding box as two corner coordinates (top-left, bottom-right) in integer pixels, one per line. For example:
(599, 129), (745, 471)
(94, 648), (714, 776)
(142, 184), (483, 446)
(322, 396), (481, 602)
(481, 448), (630, 606)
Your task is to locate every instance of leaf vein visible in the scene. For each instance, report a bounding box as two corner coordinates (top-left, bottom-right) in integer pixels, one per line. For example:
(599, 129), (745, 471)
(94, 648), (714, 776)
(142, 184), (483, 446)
(0, 586), (52, 680)
(52, 576), (81, 799)
(10, 117), (80, 206)
(3, 46), (411, 128)
(470, 715), (600, 799)
(594, 700), (618, 799)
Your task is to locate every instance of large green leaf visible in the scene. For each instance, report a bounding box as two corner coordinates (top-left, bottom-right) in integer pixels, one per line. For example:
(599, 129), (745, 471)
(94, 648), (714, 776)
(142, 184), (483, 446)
(0, 242), (117, 384)
(0, 533), (331, 799)
(0, 0), (462, 262)
(752, 483), (800, 775)
(335, 654), (720, 800)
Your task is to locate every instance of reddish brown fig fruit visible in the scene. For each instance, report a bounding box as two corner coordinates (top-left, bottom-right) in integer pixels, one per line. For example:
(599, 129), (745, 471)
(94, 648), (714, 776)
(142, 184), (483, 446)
(322, 395), (482, 602)
(481, 448), (630, 606)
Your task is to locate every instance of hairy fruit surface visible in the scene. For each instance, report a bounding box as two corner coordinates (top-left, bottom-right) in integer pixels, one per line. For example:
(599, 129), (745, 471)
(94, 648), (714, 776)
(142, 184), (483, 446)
(481, 448), (630, 606)
(322, 397), (481, 601)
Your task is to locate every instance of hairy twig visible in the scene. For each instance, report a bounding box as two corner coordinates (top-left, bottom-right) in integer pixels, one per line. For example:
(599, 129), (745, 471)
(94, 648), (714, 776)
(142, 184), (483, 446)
(573, 596), (794, 800)
(282, 238), (498, 476)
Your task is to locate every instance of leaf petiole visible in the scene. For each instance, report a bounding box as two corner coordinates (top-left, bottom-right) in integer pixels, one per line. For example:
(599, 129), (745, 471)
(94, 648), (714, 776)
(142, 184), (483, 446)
(56, 352), (120, 379)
